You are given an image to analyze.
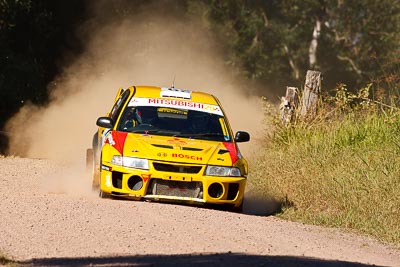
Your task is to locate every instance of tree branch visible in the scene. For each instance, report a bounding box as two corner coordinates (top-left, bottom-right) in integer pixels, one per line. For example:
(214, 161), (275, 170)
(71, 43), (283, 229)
(284, 44), (300, 80)
(337, 55), (362, 75)
(261, 11), (268, 28)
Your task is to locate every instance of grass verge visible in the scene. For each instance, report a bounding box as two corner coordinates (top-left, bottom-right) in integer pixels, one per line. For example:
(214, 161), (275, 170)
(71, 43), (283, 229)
(249, 90), (400, 246)
(0, 252), (14, 266)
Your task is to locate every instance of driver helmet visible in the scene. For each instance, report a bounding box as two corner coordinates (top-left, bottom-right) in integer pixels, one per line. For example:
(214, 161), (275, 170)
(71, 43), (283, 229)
(135, 107), (158, 125)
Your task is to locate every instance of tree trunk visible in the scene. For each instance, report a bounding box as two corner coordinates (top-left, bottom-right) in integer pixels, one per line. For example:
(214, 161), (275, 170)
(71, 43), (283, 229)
(309, 19), (321, 69)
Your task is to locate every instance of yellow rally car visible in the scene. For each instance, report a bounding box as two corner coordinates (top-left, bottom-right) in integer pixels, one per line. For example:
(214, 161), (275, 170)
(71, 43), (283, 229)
(86, 85), (250, 211)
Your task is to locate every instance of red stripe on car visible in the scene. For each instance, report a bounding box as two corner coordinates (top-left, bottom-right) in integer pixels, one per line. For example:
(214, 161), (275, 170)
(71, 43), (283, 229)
(112, 131), (128, 155)
(222, 142), (239, 164)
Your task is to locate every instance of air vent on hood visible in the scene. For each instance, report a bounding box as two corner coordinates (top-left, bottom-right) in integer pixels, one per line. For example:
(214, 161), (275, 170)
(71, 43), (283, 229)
(151, 144), (203, 152)
(152, 144), (174, 149)
(182, 147), (203, 151)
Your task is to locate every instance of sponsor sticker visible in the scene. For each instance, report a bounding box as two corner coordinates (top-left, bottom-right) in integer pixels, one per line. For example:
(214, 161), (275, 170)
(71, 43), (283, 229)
(172, 153), (203, 161)
(167, 138), (187, 145)
(157, 152), (168, 157)
(128, 97), (223, 116)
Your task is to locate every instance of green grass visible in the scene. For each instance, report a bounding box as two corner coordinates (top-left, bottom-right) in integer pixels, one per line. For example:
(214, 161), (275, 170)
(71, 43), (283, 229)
(249, 102), (400, 245)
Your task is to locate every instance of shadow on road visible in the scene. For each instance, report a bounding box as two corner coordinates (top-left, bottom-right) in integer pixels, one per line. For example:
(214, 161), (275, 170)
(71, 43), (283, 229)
(18, 253), (384, 267)
(111, 192), (288, 217)
(241, 190), (293, 217)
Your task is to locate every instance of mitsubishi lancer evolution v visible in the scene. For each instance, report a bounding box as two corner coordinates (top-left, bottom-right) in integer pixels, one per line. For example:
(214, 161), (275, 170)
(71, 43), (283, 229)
(86, 85), (250, 211)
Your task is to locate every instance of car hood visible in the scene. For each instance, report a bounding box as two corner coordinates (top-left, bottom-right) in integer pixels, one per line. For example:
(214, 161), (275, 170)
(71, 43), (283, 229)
(106, 131), (239, 166)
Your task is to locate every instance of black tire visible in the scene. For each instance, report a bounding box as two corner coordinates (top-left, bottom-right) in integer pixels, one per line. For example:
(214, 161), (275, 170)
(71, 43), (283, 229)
(92, 161), (100, 190)
(90, 132), (101, 190)
(99, 189), (109, 199)
(85, 147), (100, 190)
(91, 132), (111, 200)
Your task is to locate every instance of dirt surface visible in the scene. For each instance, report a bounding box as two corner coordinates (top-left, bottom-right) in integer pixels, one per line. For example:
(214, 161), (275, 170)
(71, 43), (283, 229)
(0, 157), (399, 267)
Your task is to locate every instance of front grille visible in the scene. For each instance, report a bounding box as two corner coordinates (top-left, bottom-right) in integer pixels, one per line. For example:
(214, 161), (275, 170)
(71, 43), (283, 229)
(148, 179), (203, 198)
(153, 162), (202, 174)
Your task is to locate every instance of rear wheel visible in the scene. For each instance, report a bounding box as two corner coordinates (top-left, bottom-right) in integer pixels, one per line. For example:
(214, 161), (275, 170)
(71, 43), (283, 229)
(99, 189), (110, 199)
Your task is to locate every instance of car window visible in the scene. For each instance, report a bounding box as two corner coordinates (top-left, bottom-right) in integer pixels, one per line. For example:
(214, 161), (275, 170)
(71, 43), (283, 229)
(117, 106), (231, 141)
(109, 89), (131, 123)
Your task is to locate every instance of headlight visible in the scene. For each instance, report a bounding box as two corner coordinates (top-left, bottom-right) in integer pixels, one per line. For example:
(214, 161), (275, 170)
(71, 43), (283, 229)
(205, 166), (241, 177)
(111, 156), (149, 170)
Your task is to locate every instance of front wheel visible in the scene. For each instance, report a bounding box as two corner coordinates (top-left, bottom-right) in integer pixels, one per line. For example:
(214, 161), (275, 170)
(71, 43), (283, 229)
(86, 148), (100, 189)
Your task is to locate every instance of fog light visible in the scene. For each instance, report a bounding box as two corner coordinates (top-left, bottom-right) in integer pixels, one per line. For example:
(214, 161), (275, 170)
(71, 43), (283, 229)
(128, 176), (143, 191)
(208, 183), (223, 198)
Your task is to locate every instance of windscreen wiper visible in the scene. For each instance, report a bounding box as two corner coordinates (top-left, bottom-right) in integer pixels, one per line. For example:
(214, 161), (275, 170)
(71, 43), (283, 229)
(130, 129), (160, 134)
(174, 133), (225, 138)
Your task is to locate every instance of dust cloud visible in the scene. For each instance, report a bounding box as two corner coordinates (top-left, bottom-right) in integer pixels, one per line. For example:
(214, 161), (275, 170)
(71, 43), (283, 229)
(5, 2), (267, 204)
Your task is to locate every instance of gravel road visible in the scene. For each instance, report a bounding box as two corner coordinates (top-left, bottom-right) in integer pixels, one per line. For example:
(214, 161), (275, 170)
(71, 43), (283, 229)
(0, 157), (399, 267)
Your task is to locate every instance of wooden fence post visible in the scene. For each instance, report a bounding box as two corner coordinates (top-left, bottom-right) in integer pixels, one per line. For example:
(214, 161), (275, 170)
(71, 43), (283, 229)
(280, 86), (298, 125)
(300, 70), (322, 119)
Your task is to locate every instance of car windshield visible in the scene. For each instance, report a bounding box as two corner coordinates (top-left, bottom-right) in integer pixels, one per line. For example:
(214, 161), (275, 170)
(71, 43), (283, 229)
(116, 106), (231, 141)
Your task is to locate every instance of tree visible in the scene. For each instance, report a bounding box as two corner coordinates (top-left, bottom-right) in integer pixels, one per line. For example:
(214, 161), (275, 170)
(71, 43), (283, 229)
(0, 0), (85, 129)
(323, 0), (400, 92)
(204, 0), (400, 95)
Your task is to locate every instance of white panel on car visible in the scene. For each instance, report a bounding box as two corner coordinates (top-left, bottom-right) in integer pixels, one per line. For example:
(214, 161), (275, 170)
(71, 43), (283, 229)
(161, 87), (192, 99)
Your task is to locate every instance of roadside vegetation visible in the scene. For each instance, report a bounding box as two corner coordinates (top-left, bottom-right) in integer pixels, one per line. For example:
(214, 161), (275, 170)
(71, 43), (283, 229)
(0, 252), (13, 266)
(249, 82), (400, 245)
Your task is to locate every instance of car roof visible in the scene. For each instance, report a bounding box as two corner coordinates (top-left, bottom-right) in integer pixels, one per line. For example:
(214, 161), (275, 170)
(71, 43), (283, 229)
(130, 86), (219, 105)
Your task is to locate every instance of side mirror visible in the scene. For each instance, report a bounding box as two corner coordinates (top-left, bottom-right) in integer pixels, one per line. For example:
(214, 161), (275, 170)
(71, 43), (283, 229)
(234, 131), (250, 143)
(96, 117), (114, 128)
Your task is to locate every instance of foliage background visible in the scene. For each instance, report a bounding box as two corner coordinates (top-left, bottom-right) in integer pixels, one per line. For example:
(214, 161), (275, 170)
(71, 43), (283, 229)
(1, 0), (399, 149)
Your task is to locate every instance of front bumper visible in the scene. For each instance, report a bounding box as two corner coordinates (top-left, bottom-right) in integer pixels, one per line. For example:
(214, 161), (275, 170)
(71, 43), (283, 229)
(99, 161), (246, 207)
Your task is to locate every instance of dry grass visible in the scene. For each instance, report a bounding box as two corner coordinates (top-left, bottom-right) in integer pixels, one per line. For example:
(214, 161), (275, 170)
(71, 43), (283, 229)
(0, 252), (13, 266)
(249, 86), (400, 245)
